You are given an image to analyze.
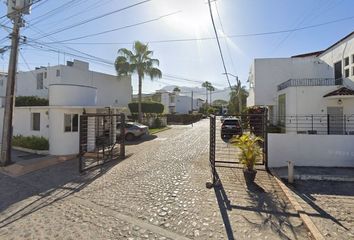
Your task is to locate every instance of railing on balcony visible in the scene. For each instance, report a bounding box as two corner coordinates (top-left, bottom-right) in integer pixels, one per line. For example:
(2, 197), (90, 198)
(277, 78), (342, 91)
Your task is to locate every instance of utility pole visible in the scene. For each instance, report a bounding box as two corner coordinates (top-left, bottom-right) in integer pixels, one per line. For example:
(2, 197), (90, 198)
(191, 91), (193, 113)
(1, 0), (30, 166)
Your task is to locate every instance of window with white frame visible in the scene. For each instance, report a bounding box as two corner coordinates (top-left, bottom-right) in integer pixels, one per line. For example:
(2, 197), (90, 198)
(64, 114), (78, 132)
(344, 57), (349, 66)
(37, 72), (44, 89)
(345, 68), (349, 78)
(31, 113), (40, 131)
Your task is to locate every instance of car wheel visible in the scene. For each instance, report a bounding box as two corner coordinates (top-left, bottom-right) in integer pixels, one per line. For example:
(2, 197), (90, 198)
(125, 133), (135, 141)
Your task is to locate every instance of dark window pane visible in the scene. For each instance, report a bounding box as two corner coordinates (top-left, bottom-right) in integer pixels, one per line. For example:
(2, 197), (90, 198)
(72, 114), (78, 132)
(32, 113), (40, 131)
(64, 114), (71, 132)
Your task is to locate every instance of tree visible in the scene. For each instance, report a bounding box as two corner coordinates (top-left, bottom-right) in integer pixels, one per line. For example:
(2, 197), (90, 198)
(212, 99), (228, 106)
(202, 81), (211, 105)
(208, 84), (215, 104)
(173, 86), (181, 94)
(228, 84), (248, 115)
(115, 41), (162, 122)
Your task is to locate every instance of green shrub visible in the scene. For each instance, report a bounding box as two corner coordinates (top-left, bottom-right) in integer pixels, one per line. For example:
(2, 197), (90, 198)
(128, 102), (164, 114)
(12, 135), (49, 150)
(153, 118), (162, 128)
(15, 96), (49, 107)
(165, 114), (202, 125)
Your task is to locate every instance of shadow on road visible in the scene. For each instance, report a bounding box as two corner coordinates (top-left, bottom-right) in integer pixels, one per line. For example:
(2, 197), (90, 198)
(0, 159), (119, 228)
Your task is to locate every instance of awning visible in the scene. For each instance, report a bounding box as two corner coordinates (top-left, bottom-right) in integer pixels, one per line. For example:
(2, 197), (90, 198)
(323, 87), (354, 99)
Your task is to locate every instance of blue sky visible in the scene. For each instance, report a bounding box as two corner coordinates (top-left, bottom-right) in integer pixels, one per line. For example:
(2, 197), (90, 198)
(0, 0), (353, 97)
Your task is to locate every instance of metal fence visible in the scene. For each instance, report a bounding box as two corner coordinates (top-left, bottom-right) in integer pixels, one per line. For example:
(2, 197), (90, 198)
(274, 114), (354, 135)
(209, 114), (268, 186)
(79, 113), (125, 173)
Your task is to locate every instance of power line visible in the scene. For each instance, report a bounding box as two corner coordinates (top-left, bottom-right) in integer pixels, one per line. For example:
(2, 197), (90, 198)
(28, 11), (181, 44)
(30, 0), (153, 41)
(214, 1), (236, 75)
(207, 0), (232, 90)
(36, 14), (354, 46)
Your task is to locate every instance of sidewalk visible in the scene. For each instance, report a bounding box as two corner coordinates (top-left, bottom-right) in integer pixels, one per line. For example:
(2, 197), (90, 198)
(271, 166), (354, 181)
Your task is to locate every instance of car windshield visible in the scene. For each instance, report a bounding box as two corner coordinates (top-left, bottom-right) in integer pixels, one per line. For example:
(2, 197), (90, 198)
(223, 120), (239, 125)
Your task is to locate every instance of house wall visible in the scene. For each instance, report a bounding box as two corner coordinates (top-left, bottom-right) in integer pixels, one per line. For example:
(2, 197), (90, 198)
(49, 108), (84, 155)
(268, 133), (354, 167)
(1, 60), (132, 108)
(319, 34), (354, 82)
(249, 57), (332, 107)
(13, 108), (50, 138)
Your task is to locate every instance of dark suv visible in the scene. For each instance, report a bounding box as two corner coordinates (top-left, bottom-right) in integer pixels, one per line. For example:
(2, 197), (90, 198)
(221, 118), (243, 139)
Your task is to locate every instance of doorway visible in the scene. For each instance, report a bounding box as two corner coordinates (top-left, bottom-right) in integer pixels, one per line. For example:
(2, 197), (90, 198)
(327, 107), (344, 135)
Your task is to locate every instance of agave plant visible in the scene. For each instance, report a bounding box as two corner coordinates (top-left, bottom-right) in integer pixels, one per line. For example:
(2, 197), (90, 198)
(230, 133), (263, 171)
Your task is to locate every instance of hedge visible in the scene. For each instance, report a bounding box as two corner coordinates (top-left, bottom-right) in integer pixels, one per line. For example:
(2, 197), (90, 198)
(15, 96), (49, 107)
(165, 114), (202, 125)
(128, 102), (164, 114)
(12, 135), (49, 150)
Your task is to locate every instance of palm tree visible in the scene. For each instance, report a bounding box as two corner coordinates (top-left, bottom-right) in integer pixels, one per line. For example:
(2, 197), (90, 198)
(208, 84), (215, 105)
(229, 84), (248, 114)
(115, 41), (162, 122)
(202, 81), (211, 105)
(173, 86), (181, 94)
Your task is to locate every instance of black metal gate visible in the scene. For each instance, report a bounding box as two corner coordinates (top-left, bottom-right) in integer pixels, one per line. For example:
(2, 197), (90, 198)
(209, 114), (268, 185)
(79, 113), (125, 173)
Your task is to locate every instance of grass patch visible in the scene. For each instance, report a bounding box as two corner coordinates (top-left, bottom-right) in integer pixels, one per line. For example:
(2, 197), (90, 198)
(149, 127), (171, 135)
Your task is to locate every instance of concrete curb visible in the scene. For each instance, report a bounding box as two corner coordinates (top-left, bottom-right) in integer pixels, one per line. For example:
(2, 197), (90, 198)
(0, 154), (76, 177)
(12, 146), (49, 155)
(149, 127), (171, 135)
(271, 171), (325, 240)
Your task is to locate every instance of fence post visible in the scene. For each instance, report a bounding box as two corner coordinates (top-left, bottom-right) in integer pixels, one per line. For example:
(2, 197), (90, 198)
(120, 113), (125, 159)
(327, 114), (330, 135)
(344, 114), (347, 134)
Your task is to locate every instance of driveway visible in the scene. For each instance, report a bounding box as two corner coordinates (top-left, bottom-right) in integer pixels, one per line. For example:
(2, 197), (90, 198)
(0, 119), (309, 239)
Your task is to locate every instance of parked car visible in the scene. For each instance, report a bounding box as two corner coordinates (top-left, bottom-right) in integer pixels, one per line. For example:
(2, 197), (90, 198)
(221, 118), (243, 139)
(117, 122), (149, 141)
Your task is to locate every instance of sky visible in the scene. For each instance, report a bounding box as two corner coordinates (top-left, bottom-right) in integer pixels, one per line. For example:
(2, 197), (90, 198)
(0, 0), (354, 99)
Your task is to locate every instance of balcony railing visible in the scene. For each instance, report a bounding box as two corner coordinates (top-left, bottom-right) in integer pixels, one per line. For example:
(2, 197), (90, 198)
(277, 78), (342, 91)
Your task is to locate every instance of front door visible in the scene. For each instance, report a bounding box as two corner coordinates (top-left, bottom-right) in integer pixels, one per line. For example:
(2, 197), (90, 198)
(327, 107), (344, 135)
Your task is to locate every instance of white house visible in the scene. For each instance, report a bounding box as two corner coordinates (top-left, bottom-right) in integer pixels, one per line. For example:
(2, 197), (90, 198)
(247, 31), (354, 134)
(133, 89), (204, 114)
(0, 60), (132, 156)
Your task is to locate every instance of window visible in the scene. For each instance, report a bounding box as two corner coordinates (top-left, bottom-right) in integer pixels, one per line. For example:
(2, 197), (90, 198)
(352, 67), (354, 76)
(345, 68), (349, 78)
(344, 57), (349, 66)
(36, 72), (44, 89)
(44, 72), (47, 79)
(278, 94), (286, 126)
(31, 113), (40, 131)
(64, 114), (78, 132)
(352, 54), (354, 64)
(56, 69), (60, 77)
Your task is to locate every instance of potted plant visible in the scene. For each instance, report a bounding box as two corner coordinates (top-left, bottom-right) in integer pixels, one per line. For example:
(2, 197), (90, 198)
(230, 133), (263, 183)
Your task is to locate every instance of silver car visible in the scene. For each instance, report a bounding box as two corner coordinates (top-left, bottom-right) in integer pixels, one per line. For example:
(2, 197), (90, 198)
(117, 122), (149, 141)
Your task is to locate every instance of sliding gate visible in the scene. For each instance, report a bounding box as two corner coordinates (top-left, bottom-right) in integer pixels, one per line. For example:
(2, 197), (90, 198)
(79, 113), (125, 173)
(209, 114), (268, 185)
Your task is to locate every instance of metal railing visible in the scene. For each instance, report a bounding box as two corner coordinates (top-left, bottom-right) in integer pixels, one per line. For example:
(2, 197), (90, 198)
(272, 114), (354, 135)
(277, 78), (342, 91)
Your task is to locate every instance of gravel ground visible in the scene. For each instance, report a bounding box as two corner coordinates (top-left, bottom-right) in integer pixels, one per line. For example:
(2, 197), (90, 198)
(0, 119), (309, 239)
(292, 180), (354, 240)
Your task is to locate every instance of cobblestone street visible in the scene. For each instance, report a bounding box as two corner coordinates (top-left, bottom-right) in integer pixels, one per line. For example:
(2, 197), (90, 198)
(0, 119), (309, 239)
(292, 180), (354, 240)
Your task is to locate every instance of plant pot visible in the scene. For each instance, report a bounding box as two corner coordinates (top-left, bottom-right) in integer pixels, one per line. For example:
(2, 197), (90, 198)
(243, 169), (257, 183)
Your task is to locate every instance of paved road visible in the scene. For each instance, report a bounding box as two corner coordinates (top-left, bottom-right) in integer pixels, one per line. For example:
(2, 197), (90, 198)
(0, 119), (309, 239)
